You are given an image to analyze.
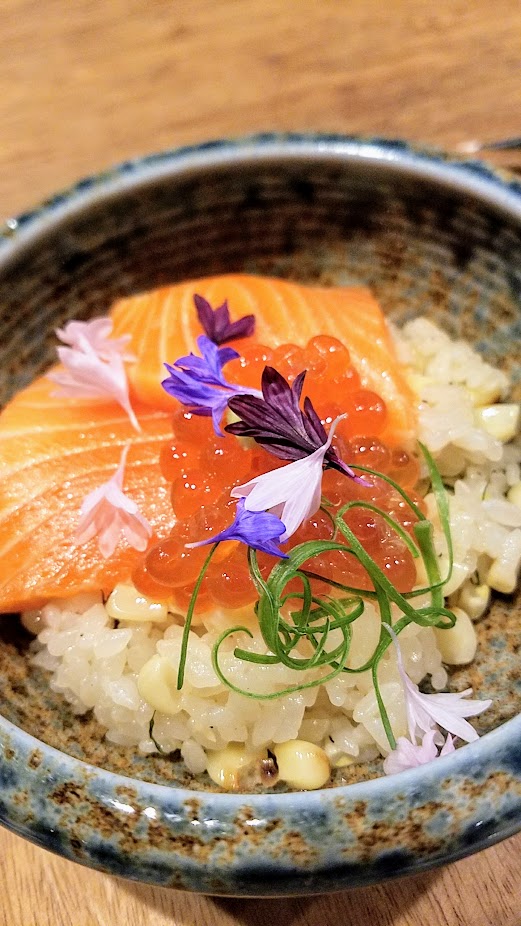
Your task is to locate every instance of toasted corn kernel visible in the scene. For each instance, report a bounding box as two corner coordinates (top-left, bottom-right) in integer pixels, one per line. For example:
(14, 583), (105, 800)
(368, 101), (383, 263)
(206, 744), (265, 791)
(474, 404), (520, 442)
(273, 739), (331, 790)
(457, 582), (491, 621)
(434, 607), (477, 665)
(106, 583), (169, 623)
(137, 654), (181, 715)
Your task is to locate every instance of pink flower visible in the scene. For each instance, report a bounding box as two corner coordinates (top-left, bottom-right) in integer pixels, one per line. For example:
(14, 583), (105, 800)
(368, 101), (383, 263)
(383, 731), (455, 775)
(231, 414), (346, 541)
(75, 446), (152, 558)
(48, 318), (139, 431)
(384, 623), (491, 744)
(55, 318), (135, 361)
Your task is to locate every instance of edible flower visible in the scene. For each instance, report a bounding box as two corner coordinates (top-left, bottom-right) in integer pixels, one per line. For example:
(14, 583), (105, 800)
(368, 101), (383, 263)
(384, 623), (491, 744)
(162, 334), (261, 435)
(383, 731), (455, 775)
(172, 335), (240, 387)
(75, 445), (152, 558)
(231, 414), (346, 541)
(55, 317), (135, 361)
(48, 318), (139, 431)
(194, 293), (255, 345)
(186, 498), (288, 558)
(226, 366), (360, 479)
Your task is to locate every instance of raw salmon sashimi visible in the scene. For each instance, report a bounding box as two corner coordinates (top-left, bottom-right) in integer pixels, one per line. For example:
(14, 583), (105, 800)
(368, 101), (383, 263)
(0, 375), (173, 613)
(111, 274), (417, 446)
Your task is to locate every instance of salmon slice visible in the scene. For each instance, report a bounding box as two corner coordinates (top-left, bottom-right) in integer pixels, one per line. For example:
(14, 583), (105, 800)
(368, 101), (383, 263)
(0, 376), (173, 613)
(0, 274), (417, 614)
(111, 274), (417, 446)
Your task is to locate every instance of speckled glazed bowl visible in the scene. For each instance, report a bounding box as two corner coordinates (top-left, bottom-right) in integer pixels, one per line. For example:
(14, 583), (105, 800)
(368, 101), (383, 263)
(0, 134), (521, 896)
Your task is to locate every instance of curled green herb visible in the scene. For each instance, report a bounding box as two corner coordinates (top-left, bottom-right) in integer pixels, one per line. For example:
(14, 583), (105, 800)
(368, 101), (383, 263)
(178, 449), (455, 751)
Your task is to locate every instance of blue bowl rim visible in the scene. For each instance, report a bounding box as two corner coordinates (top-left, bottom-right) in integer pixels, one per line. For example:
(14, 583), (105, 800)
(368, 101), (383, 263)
(1, 131), (521, 256)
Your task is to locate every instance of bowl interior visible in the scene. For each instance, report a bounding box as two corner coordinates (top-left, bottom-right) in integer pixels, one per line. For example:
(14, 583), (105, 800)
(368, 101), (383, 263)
(0, 146), (520, 789)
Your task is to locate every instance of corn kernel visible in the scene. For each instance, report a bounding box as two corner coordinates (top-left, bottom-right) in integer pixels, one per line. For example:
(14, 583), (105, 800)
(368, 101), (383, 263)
(106, 583), (169, 623)
(487, 529), (521, 594)
(434, 607), (477, 665)
(457, 582), (490, 621)
(468, 381), (507, 407)
(137, 654), (181, 715)
(206, 744), (265, 791)
(273, 739), (331, 790)
(474, 404), (520, 442)
(487, 561), (518, 594)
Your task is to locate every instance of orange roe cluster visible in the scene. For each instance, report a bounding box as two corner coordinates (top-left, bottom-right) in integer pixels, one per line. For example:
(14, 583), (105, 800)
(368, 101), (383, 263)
(133, 337), (422, 612)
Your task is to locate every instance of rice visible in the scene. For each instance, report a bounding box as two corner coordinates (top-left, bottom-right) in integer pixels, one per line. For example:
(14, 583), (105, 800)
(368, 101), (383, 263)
(26, 593), (445, 770)
(24, 318), (521, 783)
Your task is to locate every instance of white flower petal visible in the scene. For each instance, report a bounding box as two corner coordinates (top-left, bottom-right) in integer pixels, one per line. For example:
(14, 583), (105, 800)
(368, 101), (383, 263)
(56, 317), (135, 361)
(384, 622), (491, 745)
(439, 733), (455, 756)
(383, 731), (438, 775)
(410, 693), (490, 743)
(48, 334), (139, 431)
(75, 446), (152, 559)
(232, 434), (334, 540)
(277, 476), (323, 541)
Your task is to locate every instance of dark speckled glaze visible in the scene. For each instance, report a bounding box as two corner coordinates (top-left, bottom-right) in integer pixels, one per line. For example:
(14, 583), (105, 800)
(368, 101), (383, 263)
(0, 134), (520, 895)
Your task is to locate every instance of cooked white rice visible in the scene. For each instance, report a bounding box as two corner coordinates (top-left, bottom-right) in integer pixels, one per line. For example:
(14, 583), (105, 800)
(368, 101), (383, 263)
(23, 318), (521, 782)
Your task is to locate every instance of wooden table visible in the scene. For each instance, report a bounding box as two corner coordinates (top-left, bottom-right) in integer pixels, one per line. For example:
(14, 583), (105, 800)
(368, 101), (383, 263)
(1, 1), (520, 923)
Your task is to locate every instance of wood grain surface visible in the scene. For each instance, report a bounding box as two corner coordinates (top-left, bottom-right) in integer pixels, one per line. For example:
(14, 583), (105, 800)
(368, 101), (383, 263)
(0, 1), (520, 923)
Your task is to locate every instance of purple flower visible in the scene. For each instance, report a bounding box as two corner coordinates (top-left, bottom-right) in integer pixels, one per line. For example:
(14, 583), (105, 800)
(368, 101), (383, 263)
(162, 335), (261, 435)
(231, 414), (347, 541)
(226, 366), (359, 479)
(186, 498), (288, 558)
(173, 335), (240, 387)
(194, 294), (255, 345)
(161, 371), (233, 435)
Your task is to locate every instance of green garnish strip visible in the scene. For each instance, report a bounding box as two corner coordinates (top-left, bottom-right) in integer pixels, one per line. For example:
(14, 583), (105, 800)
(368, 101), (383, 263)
(180, 448), (455, 750)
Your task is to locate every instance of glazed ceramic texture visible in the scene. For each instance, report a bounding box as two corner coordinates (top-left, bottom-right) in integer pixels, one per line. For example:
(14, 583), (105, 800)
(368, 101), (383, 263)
(0, 135), (520, 895)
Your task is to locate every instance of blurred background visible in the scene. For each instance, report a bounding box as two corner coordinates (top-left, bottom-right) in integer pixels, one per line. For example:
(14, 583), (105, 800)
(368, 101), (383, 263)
(1, 0), (519, 216)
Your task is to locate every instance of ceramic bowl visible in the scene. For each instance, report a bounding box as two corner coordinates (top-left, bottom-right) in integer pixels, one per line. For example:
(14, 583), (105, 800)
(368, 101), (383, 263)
(0, 134), (520, 896)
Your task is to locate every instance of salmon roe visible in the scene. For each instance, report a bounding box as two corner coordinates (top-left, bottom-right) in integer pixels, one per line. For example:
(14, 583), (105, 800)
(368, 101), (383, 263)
(134, 337), (422, 611)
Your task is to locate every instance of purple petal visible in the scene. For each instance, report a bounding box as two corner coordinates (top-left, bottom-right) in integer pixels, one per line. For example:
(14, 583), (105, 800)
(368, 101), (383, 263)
(194, 293), (256, 345)
(302, 395), (328, 444)
(161, 366), (232, 435)
(220, 313), (255, 342)
(162, 330), (262, 435)
(173, 335), (238, 387)
(227, 367), (337, 465)
(186, 499), (288, 558)
(193, 294), (216, 338)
